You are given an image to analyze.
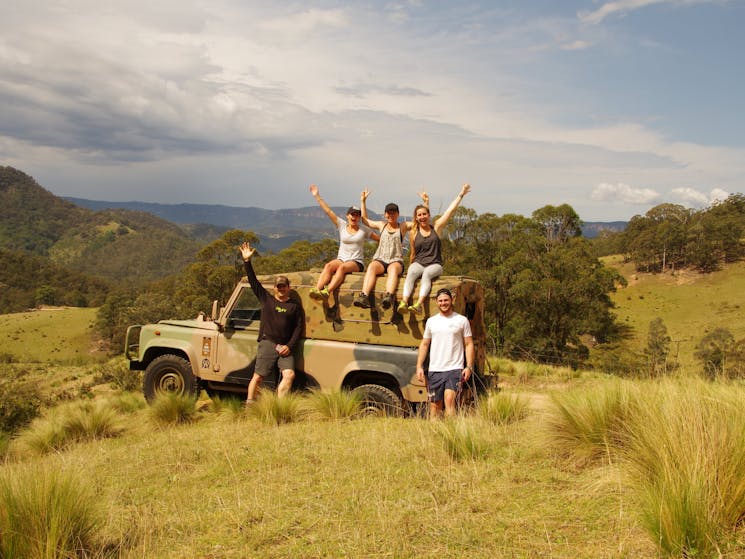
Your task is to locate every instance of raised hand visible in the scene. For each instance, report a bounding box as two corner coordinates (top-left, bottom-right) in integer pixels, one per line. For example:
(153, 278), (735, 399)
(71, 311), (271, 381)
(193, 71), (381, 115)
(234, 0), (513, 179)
(239, 241), (256, 261)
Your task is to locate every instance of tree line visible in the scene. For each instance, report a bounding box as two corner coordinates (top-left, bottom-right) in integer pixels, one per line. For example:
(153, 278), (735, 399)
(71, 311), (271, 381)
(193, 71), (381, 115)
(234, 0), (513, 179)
(97, 203), (626, 367)
(593, 194), (745, 272)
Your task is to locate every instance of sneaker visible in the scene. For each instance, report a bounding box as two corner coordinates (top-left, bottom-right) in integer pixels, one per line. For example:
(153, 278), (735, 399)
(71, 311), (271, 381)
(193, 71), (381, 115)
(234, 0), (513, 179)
(353, 292), (371, 309)
(408, 303), (421, 315)
(309, 288), (323, 300)
(397, 300), (408, 313)
(381, 293), (394, 309)
(319, 287), (330, 299)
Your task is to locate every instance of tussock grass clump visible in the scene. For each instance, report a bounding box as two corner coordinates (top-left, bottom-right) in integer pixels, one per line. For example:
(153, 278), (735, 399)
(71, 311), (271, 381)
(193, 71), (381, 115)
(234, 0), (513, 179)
(148, 393), (199, 426)
(208, 393), (247, 416)
(15, 400), (126, 455)
(107, 391), (147, 414)
(433, 417), (490, 461)
(248, 393), (303, 425)
(304, 389), (363, 420)
(544, 379), (638, 465)
(477, 391), (531, 425)
(93, 358), (142, 392)
(0, 465), (103, 558)
(621, 379), (745, 557)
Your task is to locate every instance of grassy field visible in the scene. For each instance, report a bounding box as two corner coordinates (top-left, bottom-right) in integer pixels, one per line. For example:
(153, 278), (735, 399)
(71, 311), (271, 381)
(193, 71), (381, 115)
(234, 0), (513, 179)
(605, 256), (745, 372)
(0, 306), (107, 364)
(2, 390), (660, 559)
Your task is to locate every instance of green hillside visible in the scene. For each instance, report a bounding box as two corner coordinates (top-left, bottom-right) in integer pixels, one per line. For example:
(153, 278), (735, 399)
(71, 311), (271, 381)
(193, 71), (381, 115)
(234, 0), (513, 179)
(0, 166), (201, 286)
(606, 255), (745, 371)
(0, 307), (107, 364)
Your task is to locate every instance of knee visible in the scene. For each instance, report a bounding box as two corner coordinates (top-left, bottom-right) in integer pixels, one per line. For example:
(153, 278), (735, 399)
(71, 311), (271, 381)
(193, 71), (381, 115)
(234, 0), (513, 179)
(282, 369), (295, 381)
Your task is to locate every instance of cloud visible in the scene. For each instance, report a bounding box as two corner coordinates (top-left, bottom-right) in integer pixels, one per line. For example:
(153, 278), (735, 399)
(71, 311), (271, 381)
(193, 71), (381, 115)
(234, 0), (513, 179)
(670, 186), (730, 207)
(578, 0), (713, 25)
(591, 182), (661, 204)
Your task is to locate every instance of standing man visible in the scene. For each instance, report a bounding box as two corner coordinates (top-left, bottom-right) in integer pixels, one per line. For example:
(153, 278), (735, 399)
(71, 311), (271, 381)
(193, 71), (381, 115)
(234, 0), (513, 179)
(240, 241), (304, 403)
(416, 288), (475, 418)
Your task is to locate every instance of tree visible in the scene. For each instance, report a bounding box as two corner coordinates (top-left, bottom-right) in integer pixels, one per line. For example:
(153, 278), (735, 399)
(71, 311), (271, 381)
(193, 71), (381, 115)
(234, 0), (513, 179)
(694, 328), (735, 379)
(643, 317), (676, 377)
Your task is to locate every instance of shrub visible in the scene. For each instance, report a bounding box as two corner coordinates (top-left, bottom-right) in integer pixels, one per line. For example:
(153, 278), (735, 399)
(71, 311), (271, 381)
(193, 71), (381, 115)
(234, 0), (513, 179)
(93, 358), (142, 392)
(477, 391), (530, 425)
(148, 393), (198, 426)
(305, 389), (363, 420)
(0, 373), (44, 434)
(0, 465), (103, 558)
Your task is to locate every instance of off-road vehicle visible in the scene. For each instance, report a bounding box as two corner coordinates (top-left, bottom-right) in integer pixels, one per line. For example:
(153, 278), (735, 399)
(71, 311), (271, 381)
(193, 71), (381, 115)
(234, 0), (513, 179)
(125, 270), (487, 414)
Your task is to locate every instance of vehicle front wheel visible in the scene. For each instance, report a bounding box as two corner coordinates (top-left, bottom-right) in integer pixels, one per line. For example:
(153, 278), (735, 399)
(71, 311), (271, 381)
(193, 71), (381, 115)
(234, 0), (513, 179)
(143, 355), (199, 403)
(353, 384), (405, 417)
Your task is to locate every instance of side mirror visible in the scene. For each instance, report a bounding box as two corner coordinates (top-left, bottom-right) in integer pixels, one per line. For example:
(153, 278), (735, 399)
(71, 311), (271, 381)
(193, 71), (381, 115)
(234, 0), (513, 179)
(211, 300), (220, 321)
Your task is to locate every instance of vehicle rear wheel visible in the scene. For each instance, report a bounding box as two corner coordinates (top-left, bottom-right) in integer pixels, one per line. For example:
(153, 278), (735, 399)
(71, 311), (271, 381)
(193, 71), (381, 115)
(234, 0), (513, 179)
(353, 384), (405, 417)
(143, 355), (199, 403)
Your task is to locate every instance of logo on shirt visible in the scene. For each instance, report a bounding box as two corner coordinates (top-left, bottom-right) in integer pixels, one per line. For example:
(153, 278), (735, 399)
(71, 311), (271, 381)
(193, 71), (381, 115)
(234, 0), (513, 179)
(275, 306), (287, 313)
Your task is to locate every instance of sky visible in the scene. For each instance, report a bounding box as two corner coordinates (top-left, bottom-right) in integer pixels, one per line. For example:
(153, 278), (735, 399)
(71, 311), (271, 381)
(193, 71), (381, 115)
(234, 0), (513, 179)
(1, 0), (744, 222)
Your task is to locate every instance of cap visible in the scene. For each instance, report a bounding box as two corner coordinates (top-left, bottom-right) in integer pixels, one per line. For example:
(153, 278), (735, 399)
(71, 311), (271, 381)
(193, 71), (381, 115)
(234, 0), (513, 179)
(274, 275), (290, 287)
(347, 206), (361, 216)
(384, 202), (399, 213)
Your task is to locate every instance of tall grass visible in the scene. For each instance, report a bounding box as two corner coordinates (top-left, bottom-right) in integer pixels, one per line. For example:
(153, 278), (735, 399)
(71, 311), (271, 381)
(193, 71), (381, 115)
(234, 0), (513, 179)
(248, 393), (303, 425)
(432, 417), (490, 461)
(0, 465), (103, 558)
(304, 389), (363, 420)
(543, 379), (638, 465)
(148, 393), (199, 426)
(14, 400), (126, 455)
(620, 379), (745, 557)
(477, 391), (531, 425)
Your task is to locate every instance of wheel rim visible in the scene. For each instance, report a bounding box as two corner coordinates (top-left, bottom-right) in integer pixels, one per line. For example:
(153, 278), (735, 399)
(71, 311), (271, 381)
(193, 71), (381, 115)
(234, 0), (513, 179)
(157, 371), (185, 394)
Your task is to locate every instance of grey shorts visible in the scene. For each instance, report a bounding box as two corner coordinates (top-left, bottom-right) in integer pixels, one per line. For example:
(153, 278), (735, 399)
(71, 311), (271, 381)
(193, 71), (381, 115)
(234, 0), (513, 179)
(255, 339), (295, 378)
(427, 369), (462, 402)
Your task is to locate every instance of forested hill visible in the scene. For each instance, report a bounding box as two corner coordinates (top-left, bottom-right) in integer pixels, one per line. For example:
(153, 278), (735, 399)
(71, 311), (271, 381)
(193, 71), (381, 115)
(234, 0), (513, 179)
(0, 166), (200, 287)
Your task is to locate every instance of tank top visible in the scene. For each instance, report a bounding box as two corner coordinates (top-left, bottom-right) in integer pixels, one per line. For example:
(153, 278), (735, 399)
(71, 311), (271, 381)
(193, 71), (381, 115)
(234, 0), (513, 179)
(413, 228), (441, 266)
(372, 226), (404, 263)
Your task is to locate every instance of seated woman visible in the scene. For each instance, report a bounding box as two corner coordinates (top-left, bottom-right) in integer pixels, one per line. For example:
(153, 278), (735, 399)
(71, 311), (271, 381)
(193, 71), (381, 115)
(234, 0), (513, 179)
(308, 184), (377, 302)
(353, 189), (427, 310)
(399, 183), (471, 314)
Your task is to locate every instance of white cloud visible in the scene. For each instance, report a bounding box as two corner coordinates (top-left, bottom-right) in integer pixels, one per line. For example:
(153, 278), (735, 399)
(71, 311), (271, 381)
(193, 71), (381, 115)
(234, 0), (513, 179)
(670, 186), (730, 207)
(578, 0), (715, 25)
(591, 182), (661, 204)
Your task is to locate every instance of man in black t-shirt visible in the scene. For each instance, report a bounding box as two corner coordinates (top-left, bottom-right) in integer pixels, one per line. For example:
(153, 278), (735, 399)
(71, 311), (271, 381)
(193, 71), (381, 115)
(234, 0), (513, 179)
(240, 242), (304, 403)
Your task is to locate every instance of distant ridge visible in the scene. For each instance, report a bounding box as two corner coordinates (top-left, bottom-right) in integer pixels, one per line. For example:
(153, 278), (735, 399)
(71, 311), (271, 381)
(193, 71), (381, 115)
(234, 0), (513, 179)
(65, 197), (627, 245)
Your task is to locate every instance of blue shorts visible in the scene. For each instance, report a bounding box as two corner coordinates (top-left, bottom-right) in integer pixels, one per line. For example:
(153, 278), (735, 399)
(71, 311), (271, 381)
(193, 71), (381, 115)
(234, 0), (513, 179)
(426, 369), (462, 402)
(255, 339), (295, 377)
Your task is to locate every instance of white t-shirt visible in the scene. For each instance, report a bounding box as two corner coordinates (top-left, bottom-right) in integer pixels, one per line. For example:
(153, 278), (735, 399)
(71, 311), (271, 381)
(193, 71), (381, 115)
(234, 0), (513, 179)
(423, 311), (472, 372)
(335, 216), (374, 264)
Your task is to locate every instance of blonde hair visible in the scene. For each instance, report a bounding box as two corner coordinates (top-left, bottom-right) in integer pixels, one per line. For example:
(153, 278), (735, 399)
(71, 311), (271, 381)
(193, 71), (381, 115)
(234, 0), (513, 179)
(409, 204), (430, 263)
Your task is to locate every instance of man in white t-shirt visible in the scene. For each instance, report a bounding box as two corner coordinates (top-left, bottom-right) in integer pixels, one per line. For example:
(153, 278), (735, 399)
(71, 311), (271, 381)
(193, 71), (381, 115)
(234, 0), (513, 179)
(416, 288), (475, 418)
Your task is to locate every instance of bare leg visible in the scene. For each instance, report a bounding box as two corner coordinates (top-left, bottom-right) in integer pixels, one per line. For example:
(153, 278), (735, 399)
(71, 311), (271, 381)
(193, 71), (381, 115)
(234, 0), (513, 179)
(443, 388), (457, 417)
(362, 261), (385, 295)
(247, 373), (263, 401)
(316, 260), (342, 290)
(277, 369), (295, 398)
(385, 262), (403, 295)
(429, 400), (444, 420)
(327, 260), (362, 292)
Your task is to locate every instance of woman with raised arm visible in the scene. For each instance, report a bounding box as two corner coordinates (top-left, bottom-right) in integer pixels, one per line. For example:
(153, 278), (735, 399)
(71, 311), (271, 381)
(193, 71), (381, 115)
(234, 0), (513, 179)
(353, 189), (427, 310)
(308, 184), (377, 302)
(399, 183), (471, 314)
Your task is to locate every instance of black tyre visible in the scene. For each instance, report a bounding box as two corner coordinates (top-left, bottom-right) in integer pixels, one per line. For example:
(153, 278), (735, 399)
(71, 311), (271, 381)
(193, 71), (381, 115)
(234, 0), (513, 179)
(354, 384), (405, 417)
(143, 355), (199, 403)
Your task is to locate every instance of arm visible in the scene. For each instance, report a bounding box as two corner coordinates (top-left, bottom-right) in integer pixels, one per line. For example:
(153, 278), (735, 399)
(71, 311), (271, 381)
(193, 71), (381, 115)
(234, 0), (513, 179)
(309, 184), (339, 226)
(434, 183), (470, 234)
(415, 337), (431, 382)
(360, 188), (383, 230)
(462, 336), (475, 381)
(285, 306), (305, 353)
(402, 191), (430, 233)
(239, 241), (267, 300)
